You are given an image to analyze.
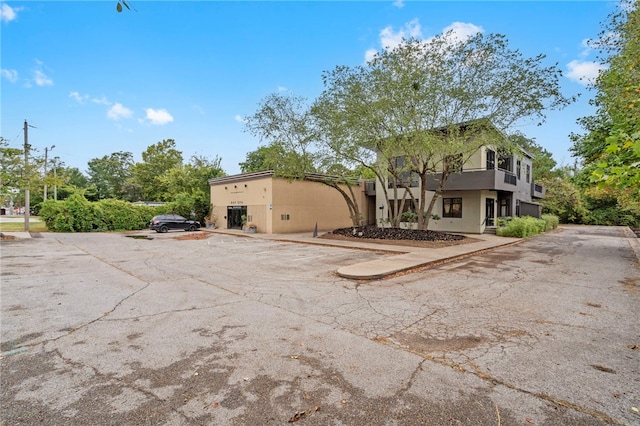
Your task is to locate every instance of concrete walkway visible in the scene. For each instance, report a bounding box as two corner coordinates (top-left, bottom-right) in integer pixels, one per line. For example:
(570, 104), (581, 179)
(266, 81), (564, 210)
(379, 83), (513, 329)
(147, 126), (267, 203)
(205, 228), (522, 280)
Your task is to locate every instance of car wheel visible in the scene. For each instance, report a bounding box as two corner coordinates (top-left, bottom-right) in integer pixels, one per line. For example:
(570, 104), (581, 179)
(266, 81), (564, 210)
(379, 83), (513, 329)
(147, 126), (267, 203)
(187, 224), (197, 232)
(159, 225), (168, 233)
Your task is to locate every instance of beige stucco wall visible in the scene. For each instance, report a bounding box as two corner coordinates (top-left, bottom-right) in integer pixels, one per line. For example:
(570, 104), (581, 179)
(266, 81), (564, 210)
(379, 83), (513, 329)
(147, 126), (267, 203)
(426, 191), (479, 234)
(272, 179), (364, 233)
(210, 175), (369, 234)
(210, 176), (274, 232)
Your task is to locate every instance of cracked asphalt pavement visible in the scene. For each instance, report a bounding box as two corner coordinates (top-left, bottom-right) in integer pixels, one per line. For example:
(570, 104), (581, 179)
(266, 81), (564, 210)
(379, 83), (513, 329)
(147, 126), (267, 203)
(1, 225), (639, 425)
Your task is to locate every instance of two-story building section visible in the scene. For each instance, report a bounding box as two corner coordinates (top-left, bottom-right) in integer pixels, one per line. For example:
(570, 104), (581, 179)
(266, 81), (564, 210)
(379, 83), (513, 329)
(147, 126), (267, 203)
(376, 130), (546, 234)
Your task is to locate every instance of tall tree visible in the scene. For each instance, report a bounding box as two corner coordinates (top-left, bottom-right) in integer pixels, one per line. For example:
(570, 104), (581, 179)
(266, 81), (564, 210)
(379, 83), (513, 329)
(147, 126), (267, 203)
(52, 165), (90, 201)
(314, 32), (574, 229)
(159, 154), (225, 223)
(510, 133), (562, 181)
(577, 0), (640, 212)
(87, 151), (134, 200)
(0, 137), (23, 206)
(131, 139), (183, 201)
(239, 144), (290, 173)
(245, 93), (366, 227)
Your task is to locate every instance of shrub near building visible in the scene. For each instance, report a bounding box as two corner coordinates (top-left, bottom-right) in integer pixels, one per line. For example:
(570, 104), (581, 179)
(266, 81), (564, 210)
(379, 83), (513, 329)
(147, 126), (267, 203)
(496, 214), (559, 238)
(39, 195), (158, 232)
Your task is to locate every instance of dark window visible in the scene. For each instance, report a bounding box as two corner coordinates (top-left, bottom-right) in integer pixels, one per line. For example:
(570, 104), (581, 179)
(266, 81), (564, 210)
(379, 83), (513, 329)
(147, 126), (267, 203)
(444, 153), (463, 173)
(526, 165), (531, 183)
(388, 156), (419, 188)
(498, 154), (512, 172)
(443, 198), (462, 218)
(516, 160), (521, 180)
(486, 149), (495, 170)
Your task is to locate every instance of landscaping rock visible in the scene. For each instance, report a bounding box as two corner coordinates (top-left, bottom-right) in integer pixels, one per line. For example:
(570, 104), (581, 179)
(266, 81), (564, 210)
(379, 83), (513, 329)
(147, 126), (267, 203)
(328, 226), (466, 242)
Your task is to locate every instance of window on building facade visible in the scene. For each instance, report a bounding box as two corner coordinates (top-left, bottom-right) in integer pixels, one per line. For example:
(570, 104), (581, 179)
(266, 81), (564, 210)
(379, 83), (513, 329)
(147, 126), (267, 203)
(516, 160), (521, 180)
(442, 198), (462, 218)
(444, 153), (464, 173)
(486, 149), (496, 170)
(388, 156), (419, 188)
(526, 165), (531, 183)
(498, 153), (512, 172)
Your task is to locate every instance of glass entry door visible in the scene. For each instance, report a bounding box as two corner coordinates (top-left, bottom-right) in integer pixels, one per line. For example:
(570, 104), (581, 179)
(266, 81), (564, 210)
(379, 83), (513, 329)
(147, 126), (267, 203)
(485, 198), (495, 227)
(227, 206), (246, 229)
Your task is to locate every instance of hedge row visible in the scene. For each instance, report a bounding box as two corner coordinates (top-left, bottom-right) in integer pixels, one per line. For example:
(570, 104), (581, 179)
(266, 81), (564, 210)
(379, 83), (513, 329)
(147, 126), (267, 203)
(496, 214), (559, 238)
(39, 195), (164, 232)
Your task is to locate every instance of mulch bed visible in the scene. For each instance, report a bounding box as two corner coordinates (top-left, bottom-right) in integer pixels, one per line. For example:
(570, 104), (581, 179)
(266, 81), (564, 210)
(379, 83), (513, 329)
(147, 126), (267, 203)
(320, 226), (480, 249)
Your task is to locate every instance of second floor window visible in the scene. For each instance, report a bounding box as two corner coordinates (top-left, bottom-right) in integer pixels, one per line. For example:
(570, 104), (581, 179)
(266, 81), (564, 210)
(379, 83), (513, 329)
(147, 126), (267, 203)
(498, 154), (512, 172)
(388, 156), (419, 188)
(526, 165), (531, 183)
(486, 149), (495, 170)
(516, 160), (522, 180)
(444, 153), (464, 173)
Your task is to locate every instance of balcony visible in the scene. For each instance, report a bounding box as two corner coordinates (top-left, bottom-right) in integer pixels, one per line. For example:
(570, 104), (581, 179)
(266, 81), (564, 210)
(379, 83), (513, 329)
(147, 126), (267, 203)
(424, 168), (518, 192)
(531, 182), (546, 199)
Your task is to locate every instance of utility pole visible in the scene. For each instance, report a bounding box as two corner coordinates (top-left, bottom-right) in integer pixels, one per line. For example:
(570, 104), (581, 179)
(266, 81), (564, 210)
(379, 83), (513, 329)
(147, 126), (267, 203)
(43, 145), (55, 200)
(23, 120), (30, 231)
(53, 157), (58, 201)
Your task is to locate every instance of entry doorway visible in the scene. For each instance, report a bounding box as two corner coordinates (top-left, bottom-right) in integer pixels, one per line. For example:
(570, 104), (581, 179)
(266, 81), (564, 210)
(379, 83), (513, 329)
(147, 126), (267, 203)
(485, 198), (495, 227)
(227, 206), (247, 229)
(498, 195), (511, 217)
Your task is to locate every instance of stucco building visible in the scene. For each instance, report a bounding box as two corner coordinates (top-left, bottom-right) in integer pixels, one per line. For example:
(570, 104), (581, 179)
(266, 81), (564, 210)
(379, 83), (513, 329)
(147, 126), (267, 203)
(378, 145), (546, 234)
(208, 170), (375, 234)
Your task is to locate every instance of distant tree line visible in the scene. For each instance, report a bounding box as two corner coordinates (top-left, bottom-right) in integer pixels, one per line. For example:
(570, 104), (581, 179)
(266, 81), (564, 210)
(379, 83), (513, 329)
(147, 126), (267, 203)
(0, 137), (225, 225)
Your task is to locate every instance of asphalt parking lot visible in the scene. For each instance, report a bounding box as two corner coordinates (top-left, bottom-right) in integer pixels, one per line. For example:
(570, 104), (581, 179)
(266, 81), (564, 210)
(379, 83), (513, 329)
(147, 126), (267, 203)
(1, 225), (639, 425)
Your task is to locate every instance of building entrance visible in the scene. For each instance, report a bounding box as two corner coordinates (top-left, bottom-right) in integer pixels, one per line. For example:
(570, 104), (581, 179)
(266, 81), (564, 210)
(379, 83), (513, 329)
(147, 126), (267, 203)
(485, 198), (495, 226)
(227, 206), (247, 229)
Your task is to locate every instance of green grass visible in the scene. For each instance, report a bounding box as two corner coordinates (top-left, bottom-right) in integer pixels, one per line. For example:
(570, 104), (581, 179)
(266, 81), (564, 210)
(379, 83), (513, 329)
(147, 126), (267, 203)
(0, 220), (48, 232)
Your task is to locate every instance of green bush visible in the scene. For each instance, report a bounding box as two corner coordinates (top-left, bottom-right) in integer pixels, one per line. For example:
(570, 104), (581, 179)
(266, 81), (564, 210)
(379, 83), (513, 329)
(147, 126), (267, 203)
(401, 210), (418, 223)
(497, 216), (548, 238)
(95, 199), (156, 231)
(38, 195), (159, 232)
(541, 214), (559, 231)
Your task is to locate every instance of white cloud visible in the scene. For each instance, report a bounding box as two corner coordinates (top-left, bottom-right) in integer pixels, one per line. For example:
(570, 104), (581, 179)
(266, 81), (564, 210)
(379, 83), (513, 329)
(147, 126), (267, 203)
(379, 19), (422, 51)
(107, 103), (133, 120)
(1, 3), (21, 22)
(1, 68), (18, 83)
(365, 20), (483, 63)
(69, 91), (89, 103)
(144, 108), (173, 125)
(91, 96), (110, 105)
(34, 69), (53, 86)
(440, 22), (483, 43)
(579, 38), (592, 57)
(234, 114), (246, 123)
(393, 0), (404, 8)
(364, 48), (378, 63)
(566, 60), (607, 86)
(277, 86), (288, 92)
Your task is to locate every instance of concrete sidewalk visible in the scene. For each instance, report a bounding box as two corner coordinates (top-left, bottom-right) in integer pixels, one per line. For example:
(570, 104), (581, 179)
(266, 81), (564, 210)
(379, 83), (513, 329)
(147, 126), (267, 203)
(205, 228), (522, 280)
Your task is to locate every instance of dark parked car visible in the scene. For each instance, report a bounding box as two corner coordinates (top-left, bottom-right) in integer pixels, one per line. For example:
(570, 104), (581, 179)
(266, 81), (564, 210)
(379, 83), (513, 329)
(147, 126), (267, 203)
(149, 214), (200, 233)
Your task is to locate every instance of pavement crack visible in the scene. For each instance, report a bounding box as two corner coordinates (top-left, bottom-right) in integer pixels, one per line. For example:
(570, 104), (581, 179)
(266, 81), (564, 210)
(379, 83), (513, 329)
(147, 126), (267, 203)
(376, 339), (623, 425)
(398, 359), (426, 395)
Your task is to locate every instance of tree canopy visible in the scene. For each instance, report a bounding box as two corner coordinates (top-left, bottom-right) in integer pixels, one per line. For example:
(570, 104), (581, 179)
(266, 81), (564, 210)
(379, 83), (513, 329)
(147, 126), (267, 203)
(312, 32), (573, 229)
(571, 0), (640, 214)
(87, 151), (134, 200)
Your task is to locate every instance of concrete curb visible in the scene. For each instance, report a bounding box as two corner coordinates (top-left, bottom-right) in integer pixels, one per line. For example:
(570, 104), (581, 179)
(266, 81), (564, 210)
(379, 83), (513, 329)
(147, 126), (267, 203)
(336, 239), (523, 280)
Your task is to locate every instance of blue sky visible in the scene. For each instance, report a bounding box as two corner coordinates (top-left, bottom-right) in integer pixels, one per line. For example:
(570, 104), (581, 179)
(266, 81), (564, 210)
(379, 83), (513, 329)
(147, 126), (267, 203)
(1, 1), (617, 176)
